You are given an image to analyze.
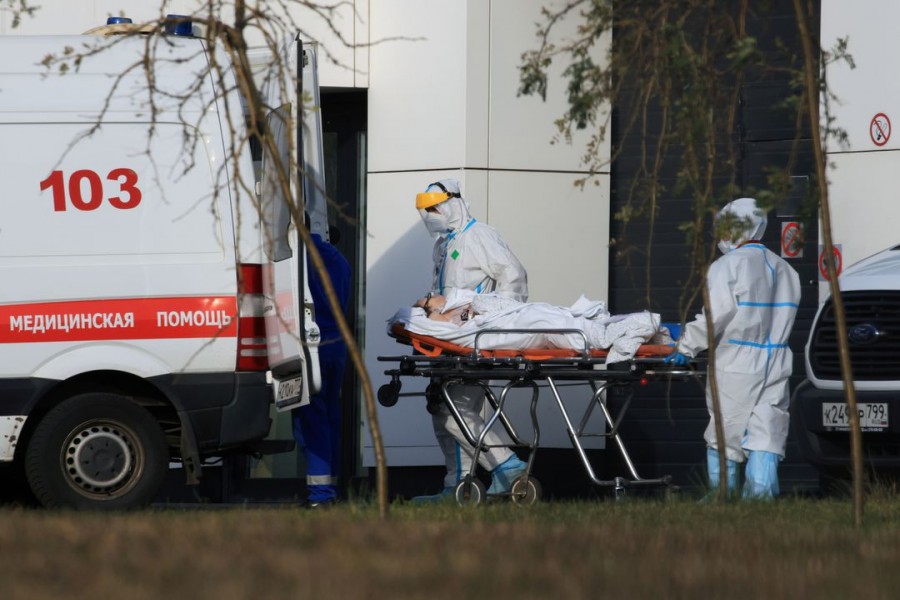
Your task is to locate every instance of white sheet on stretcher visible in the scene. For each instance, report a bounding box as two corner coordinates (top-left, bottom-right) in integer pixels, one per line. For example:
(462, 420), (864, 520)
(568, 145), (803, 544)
(388, 290), (667, 363)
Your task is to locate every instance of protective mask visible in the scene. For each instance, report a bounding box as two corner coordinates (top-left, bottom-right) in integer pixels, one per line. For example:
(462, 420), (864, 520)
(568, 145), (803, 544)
(718, 240), (736, 255)
(422, 210), (450, 236)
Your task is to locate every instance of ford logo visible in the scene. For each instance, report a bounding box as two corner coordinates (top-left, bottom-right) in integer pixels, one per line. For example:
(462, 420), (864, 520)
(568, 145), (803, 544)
(848, 323), (883, 345)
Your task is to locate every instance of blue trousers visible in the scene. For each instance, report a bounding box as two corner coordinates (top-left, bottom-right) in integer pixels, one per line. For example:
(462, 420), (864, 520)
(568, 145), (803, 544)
(292, 338), (347, 503)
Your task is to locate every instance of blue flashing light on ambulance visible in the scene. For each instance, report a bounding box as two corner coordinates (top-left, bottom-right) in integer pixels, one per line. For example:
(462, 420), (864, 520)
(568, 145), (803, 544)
(0, 16), (328, 509)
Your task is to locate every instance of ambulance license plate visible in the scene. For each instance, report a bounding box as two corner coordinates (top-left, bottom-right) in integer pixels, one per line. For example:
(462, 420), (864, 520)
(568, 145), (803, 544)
(822, 402), (889, 430)
(274, 375), (305, 411)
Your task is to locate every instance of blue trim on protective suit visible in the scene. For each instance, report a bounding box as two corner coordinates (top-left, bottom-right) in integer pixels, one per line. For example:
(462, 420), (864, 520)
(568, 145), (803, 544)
(438, 218), (477, 294)
(448, 218), (476, 240)
(737, 301), (800, 308)
(725, 244), (795, 381)
(727, 339), (789, 349)
(438, 239), (448, 294)
(742, 243), (776, 284)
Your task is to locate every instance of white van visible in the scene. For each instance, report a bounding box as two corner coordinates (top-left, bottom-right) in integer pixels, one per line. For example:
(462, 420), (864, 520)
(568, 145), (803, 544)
(792, 245), (900, 480)
(0, 19), (324, 509)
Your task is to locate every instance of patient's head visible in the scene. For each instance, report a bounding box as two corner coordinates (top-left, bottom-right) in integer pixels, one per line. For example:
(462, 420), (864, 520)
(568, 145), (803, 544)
(414, 292), (449, 320)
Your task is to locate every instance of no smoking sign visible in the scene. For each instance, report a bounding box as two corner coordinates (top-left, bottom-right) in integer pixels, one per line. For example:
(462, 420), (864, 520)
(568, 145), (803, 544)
(818, 244), (843, 281)
(871, 113), (891, 147)
(781, 222), (803, 258)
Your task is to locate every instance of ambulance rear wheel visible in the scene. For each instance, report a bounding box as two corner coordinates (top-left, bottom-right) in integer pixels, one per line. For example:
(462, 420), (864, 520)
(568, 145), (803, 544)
(25, 393), (168, 510)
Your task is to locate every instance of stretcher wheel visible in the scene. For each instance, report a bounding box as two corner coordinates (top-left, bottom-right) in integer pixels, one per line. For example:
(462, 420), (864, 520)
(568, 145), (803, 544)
(377, 381), (401, 407)
(454, 479), (485, 506)
(509, 475), (542, 506)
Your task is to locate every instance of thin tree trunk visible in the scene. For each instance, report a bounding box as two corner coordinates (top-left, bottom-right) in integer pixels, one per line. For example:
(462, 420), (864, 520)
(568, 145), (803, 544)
(792, 0), (864, 526)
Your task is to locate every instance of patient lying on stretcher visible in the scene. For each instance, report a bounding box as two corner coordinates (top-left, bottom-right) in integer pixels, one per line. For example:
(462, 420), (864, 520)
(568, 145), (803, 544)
(389, 289), (671, 363)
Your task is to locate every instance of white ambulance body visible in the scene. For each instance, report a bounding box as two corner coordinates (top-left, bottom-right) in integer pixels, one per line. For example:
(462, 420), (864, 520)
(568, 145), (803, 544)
(819, 0), (900, 287)
(0, 23), (322, 509)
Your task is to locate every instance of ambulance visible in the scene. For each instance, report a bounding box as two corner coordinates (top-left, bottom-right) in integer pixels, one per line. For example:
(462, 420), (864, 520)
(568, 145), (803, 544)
(0, 17), (326, 509)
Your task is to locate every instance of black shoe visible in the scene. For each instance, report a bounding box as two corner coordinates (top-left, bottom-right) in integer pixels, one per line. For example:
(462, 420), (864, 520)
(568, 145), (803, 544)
(306, 498), (339, 509)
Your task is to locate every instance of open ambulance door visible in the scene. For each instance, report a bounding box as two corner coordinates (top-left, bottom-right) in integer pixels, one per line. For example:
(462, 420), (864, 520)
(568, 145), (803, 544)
(260, 38), (327, 412)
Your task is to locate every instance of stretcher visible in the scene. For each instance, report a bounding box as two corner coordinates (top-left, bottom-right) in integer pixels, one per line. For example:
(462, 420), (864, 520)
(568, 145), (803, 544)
(378, 323), (702, 505)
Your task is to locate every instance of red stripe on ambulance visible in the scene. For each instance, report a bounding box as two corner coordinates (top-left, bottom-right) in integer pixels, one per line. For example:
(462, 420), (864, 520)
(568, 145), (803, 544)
(0, 297), (238, 343)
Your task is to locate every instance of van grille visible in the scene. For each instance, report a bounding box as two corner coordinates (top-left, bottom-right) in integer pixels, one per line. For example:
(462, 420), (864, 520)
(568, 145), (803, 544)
(809, 291), (900, 381)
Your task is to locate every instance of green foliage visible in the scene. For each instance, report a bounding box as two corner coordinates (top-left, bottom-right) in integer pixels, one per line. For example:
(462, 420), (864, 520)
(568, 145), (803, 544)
(518, 0), (826, 316)
(0, 0), (37, 28)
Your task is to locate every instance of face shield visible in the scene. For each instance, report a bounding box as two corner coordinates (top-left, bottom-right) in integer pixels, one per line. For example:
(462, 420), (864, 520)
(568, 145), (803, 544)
(716, 197), (767, 254)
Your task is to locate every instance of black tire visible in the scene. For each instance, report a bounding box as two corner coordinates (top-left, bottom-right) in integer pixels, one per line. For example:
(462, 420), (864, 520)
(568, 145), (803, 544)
(25, 393), (168, 510)
(0, 461), (38, 507)
(377, 382), (400, 407)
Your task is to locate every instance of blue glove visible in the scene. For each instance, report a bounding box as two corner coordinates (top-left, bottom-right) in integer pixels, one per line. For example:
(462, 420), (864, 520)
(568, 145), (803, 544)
(664, 351), (691, 367)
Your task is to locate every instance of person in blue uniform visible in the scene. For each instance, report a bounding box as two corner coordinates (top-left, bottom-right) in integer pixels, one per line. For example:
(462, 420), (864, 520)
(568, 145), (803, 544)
(293, 231), (352, 507)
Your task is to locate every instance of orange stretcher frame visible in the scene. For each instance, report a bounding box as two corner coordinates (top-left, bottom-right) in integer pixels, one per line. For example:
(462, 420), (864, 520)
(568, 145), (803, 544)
(380, 323), (700, 505)
(389, 322), (674, 360)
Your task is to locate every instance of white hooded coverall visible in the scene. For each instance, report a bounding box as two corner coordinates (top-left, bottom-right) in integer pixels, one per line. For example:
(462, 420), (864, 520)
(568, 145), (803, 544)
(419, 179), (528, 489)
(676, 198), (801, 468)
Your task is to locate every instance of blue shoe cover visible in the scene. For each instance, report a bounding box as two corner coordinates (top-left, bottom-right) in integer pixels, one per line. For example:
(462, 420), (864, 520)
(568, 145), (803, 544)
(486, 455), (528, 495)
(707, 448), (740, 493)
(743, 451), (780, 499)
(411, 487), (454, 504)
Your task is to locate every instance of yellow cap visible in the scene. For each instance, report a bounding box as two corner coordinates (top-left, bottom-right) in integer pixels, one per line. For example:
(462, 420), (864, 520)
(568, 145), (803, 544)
(415, 191), (450, 210)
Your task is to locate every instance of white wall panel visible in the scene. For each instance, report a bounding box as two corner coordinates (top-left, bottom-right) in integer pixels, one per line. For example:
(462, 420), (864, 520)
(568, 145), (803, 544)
(826, 152), (897, 269)
(461, 170), (489, 221)
(353, 0), (370, 89)
(362, 170), (455, 465)
(464, 0), (491, 168)
(368, 1), (467, 172)
(822, 1), (900, 152)
(488, 171), (609, 306)
(249, 0), (366, 89)
(488, 0), (610, 172)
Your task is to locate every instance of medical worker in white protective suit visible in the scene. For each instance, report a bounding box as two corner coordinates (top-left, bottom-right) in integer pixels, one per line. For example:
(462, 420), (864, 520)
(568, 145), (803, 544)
(413, 178), (530, 502)
(666, 197), (800, 498)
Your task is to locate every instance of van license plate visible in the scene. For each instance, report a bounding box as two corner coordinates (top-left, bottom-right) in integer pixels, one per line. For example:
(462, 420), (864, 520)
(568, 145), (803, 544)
(822, 402), (889, 430)
(274, 375), (305, 411)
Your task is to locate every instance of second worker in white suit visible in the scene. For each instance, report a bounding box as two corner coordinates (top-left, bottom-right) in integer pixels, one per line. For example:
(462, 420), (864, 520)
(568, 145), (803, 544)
(413, 178), (529, 501)
(666, 197), (801, 498)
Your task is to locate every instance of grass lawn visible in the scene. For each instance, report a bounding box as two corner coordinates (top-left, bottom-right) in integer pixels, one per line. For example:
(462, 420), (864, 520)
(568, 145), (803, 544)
(2, 493), (900, 599)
